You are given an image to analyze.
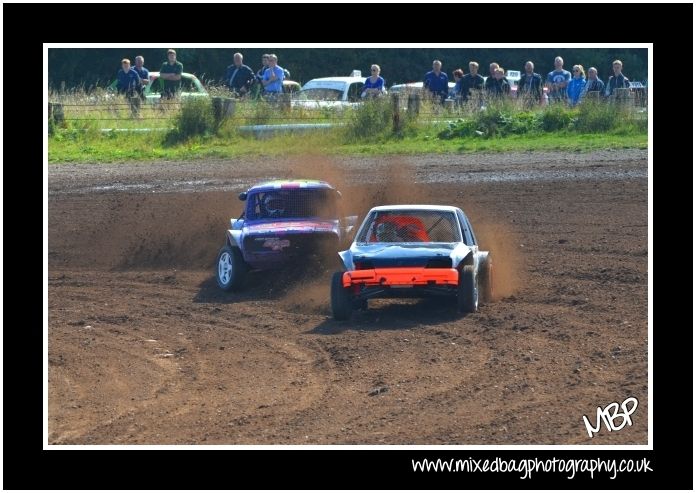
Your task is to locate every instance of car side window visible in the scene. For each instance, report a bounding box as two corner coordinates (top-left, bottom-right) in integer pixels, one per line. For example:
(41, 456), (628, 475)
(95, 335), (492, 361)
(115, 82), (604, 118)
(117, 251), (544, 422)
(457, 210), (475, 246)
(348, 82), (364, 102)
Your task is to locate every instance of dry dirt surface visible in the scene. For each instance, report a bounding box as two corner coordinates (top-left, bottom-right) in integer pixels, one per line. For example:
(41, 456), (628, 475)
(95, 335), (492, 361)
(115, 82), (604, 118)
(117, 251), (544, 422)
(48, 151), (648, 444)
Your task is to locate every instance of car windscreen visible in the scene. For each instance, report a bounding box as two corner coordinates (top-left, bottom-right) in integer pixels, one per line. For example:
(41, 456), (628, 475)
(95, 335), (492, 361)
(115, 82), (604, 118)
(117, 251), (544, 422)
(246, 189), (339, 220)
(357, 210), (461, 243)
(294, 88), (343, 101)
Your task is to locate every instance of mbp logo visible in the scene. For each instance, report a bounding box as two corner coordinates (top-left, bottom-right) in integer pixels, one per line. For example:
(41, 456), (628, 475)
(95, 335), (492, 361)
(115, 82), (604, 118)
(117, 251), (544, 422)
(582, 396), (638, 438)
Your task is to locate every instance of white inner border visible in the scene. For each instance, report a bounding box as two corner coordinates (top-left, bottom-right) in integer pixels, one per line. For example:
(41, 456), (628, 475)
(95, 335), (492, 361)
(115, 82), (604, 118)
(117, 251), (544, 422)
(43, 42), (652, 450)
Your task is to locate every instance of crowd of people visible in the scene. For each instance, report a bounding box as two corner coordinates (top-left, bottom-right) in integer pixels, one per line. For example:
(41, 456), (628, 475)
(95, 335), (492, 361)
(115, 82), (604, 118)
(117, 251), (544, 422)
(115, 50), (634, 107)
(424, 56), (632, 106)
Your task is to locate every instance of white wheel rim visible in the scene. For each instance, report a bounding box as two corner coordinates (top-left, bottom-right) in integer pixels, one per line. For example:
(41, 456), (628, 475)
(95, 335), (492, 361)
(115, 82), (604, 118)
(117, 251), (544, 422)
(218, 252), (233, 284)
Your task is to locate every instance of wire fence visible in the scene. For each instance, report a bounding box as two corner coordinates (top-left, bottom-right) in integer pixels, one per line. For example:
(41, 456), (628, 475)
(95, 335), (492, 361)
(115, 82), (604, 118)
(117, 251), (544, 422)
(49, 86), (647, 132)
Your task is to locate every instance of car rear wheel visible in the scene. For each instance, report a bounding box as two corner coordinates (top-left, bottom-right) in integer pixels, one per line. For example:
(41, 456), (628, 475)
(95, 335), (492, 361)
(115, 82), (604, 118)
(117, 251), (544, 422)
(216, 245), (247, 291)
(331, 272), (353, 320)
(457, 265), (478, 313)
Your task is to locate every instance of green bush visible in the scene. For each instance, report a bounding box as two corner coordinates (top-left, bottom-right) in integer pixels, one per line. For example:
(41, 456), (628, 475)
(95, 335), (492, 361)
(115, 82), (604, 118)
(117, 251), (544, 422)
(540, 104), (576, 132)
(170, 98), (216, 141)
(344, 97), (392, 141)
(575, 99), (625, 133)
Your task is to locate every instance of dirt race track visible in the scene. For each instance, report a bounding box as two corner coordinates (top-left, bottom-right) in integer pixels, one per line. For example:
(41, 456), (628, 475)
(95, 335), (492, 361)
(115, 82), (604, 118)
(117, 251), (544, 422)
(48, 151), (648, 444)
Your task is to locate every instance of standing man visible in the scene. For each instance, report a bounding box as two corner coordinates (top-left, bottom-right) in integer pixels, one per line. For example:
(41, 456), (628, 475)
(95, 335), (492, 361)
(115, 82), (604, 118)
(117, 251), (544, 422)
(605, 60), (630, 97)
(546, 56), (571, 103)
(460, 61), (485, 102)
(160, 49), (183, 99)
(132, 56), (150, 86)
(132, 56), (149, 99)
(256, 54), (270, 80)
(486, 67), (510, 98)
(116, 58), (141, 97)
(224, 52), (255, 96)
(579, 67), (605, 101)
(423, 60), (449, 103)
(517, 61), (543, 106)
(261, 54), (284, 99)
(484, 62), (508, 92)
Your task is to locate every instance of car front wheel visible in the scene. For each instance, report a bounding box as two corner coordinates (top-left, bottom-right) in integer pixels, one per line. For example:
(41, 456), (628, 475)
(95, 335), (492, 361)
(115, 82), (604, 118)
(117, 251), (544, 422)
(216, 245), (247, 291)
(457, 265), (478, 313)
(331, 272), (353, 320)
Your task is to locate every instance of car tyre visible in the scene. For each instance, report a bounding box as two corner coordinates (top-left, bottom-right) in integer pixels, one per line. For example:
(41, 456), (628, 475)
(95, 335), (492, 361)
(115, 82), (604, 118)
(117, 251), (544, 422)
(331, 272), (353, 320)
(457, 265), (478, 313)
(480, 256), (494, 303)
(216, 245), (247, 291)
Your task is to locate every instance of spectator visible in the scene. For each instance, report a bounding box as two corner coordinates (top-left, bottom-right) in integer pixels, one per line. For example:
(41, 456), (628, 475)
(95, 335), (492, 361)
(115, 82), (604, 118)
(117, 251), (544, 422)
(567, 65), (586, 106)
(579, 67), (605, 101)
(361, 64), (386, 98)
(517, 61), (543, 105)
(423, 59), (449, 103)
(486, 67), (510, 98)
(484, 62), (508, 92)
(116, 58), (141, 97)
(546, 56), (571, 103)
(224, 52), (255, 96)
(132, 56), (150, 87)
(256, 54), (270, 79)
(257, 53), (290, 81)
(261, 54), (285, 98)
(605, 59), (630, 97)
(159, 49), (183, 99)
(450, 68), (464, 100)
(460, 61), (485, 102)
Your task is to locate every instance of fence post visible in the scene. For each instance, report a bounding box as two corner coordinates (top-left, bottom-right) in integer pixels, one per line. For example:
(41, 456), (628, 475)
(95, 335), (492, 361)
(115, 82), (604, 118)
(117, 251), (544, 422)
(213, 96), (237, 125)
(407, 93), (420, 116)
(129, 96), (141, 117)
(391, 92), (401, 133)
(51, 103), (64, 125)
(614, 87), (631, 107)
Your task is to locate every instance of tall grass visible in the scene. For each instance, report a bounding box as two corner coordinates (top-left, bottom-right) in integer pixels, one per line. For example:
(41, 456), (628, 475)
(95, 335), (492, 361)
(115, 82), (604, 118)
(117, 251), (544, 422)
(439, 98), (644, 140)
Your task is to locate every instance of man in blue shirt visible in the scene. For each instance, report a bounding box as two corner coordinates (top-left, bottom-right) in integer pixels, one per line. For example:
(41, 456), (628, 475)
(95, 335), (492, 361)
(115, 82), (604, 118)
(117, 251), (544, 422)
(132, 56), (149, 86)
(423, 60), (449, 103)
(132, 56), (149, 98)
(116, 58), (141, 97)
(262, 54), (285, 98)
(546, 56), (571, 103)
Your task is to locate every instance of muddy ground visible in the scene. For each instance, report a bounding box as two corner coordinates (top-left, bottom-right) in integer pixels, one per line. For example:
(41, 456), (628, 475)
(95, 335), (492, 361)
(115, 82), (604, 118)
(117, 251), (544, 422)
(48, 151), (648, 444)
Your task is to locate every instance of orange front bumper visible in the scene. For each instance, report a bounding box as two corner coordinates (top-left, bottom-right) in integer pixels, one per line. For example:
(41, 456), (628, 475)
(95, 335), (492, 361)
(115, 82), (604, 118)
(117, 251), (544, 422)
(342, 268), (459, 288)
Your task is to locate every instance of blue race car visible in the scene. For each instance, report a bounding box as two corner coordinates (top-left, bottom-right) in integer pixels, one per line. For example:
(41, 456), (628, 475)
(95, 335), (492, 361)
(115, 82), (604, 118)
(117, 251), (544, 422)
(216, 180), (357, 291)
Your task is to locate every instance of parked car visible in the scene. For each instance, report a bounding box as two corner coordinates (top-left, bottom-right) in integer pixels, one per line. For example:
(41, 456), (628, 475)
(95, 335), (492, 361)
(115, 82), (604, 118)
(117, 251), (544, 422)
(291, 71), (366, 109)
(143, 72), (207, 103)
(216, 180), (358, 291)
(389, 81), (456, 95)
(283, 80), (301, 94)
(330, 205), (493, 320)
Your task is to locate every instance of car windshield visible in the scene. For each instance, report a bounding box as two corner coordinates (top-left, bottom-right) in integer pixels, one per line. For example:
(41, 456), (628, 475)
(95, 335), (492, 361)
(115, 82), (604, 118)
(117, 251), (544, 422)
(294, 88), (343, 101)
(246, 189), (339, 220)
(357, 210), (461, 243)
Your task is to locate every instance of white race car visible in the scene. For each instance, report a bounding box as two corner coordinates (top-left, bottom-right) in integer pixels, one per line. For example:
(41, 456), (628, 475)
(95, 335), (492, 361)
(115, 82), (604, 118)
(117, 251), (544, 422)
(330, 205), (493, 320)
